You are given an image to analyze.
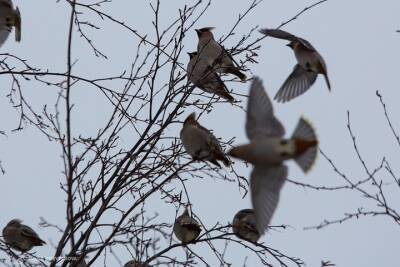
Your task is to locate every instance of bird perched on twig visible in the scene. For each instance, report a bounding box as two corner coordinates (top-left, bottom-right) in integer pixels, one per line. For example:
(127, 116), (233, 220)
(229, 77), (318, 235)
(232, 209), (260, 243)
(196, 27), (247, 81)
(0, 0), (21, 47)
(173, 208), (202, 244)
(259, 28), (330, 102)
(187, 51), (235, 102)
(180, 112), (231, 168)
(2, 219), (46, 252)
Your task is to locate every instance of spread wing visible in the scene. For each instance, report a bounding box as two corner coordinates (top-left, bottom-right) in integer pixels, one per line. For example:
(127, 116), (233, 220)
(20, 225), (45, 244)
(246, 77), (285, 140)
(274, 64), (318, 103)
(259, 28), (298, 41)
(259, 28), (316, 51)
(250, 165), (288, 234)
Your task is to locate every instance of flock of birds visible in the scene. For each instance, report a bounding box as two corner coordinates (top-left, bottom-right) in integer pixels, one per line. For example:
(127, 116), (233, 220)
(177, 26), (327, 245)
(0, 0), (331, 266)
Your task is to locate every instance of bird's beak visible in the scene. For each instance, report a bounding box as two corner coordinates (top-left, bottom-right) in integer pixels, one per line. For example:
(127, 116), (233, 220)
(286, 43), (293, 49)
(195, 29), (201, 37)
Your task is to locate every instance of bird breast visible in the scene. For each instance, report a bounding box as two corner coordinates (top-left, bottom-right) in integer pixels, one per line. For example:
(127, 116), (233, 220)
(198, 39), (222, 65)
(233, 138), (296, 166)
(180, 126), (210, 158)
(294, 47), (321, 72)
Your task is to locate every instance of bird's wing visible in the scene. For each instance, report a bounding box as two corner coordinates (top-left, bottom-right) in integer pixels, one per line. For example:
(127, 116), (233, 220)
(246, 77), (285, 140)
(221, 45), (239, 67)
(201, 71), (234, 102)
(259, 28), (298, 41)
(260, 28), (316, 51)
(195, 123), (223, 151)
(274, 64), (318, 103)
(20, 225), (44, 243)
(250, 165), (288, 234)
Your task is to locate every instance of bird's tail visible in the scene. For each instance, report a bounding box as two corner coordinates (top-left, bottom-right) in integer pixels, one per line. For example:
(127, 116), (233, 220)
(226, 66), (247, 82)
(30, 236), (46, 246)
(323, 74), (331, 91)
(291, 117), (318, 173)
(215, 85), (235, 102)
(14, 7), (21, 42)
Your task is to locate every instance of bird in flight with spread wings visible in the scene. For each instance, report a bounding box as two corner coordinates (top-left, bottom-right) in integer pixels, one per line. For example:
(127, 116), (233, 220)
(259, 28), (331, 103)
(229, 77), (319, 234)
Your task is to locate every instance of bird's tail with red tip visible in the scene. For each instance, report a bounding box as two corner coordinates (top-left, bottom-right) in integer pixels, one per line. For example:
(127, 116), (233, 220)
(291, 117), (318, 173)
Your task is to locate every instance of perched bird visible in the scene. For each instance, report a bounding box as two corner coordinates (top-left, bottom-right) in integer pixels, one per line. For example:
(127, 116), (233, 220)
(259, 28), (330, 102)
(228, 77), (318, 234)
(196, 27), (247, 81)
(187, 51), (235, 102)
(232, 209), (260, 243)
(124, 260), (150, 267)
(2, 219), (46, 252)
(173, 208), (201, 244)
(180, 112), (230, 168)
(0, 0), (21, 47)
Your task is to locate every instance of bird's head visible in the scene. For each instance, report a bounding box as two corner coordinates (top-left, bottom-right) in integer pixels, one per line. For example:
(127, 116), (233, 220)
(195, 27), (215, 39)
(7, 219), (22, 226)
(183, 112), (197, 126)
(286, 40), (301, 50)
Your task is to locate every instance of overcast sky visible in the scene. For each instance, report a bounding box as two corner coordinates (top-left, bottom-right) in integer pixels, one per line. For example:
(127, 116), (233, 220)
(1, 0), (400, 266)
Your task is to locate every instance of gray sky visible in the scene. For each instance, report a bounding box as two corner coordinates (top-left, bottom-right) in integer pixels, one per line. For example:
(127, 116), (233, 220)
(1, 0), (400, 266)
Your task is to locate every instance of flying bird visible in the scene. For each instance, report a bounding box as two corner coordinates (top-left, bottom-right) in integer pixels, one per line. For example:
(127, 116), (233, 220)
(2, 219), (46, 252)
(232, 209), (260, 243)
(180, 112), (231, 168)
(228, 77), (318, 234)
(196, 27), (247, 81)
(187, 51), (235, 102)
(0, 0), (21, 47)
(259, 28), (330, 102)
(173, 208), (202, 244)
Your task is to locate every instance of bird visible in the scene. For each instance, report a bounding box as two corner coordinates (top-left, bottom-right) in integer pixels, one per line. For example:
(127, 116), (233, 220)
(180, 112), (230, 168)
(228, 77), (318, 234)
(259, 28), (330, 102)
(187, 51), (235, 102)
(173, 208), (202, 244)
(2, 219), (46, 252)
(195, 27), (247, 81)
(0, 0), (21, 47)
(124, 261), (150, 267)
(232, 209), (260, 243)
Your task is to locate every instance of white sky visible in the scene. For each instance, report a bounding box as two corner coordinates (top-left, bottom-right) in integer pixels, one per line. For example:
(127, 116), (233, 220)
(1, 0), (400, 266)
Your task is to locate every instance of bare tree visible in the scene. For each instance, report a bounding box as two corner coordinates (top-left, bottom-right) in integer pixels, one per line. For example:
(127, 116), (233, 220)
(0, 0), (330, 266)
(290, 91), (400, 232)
